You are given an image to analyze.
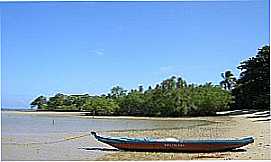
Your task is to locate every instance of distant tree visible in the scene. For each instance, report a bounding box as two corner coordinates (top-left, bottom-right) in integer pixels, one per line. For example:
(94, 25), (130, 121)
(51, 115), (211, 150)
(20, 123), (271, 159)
(30, 96), (47, 110)
(220, 70), (236, 91)
(155, 84), (160, 89)
(47, 93), (66, 110)
(232, 45), (270, 110)
(118, 90), (145, 115)
(176, 77), (187, 89)
(138, 85), (144, 93)
(169, 76), (177, 90)
(83, 96), (119, 115)
(110, 86), (127, 98)
(73, 95), (87, 111)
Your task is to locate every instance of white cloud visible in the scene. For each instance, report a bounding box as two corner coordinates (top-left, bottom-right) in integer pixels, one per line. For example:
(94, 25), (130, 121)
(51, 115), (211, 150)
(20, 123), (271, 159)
(89, 49), (105, 56)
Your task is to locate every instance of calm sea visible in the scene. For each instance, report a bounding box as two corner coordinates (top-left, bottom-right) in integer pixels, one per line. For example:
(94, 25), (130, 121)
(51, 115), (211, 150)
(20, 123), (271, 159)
(1, 111), (211, 135)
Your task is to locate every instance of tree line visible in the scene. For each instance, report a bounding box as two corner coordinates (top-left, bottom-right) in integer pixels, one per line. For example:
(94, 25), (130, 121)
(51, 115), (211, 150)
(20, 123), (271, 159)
(31, 45), (270, 116)
(31, 78), (233, 116)
(219, 45), (270, 110)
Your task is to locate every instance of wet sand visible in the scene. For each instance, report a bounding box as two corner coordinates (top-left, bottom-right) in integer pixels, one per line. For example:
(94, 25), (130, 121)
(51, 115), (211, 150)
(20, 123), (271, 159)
(2, 132), (108, 161)
(1, 110), (270, 160)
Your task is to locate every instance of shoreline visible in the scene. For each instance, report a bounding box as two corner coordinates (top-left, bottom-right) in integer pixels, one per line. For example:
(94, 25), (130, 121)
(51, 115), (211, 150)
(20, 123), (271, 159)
(0, 110), (248, 120)
(3, 109), (270, 122)
(1, 109), (270, 160)
(0, 110), (217, 121)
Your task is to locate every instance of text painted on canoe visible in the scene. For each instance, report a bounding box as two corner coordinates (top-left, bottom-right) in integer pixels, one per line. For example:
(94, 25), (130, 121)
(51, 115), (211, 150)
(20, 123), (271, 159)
(164, 143), (185, 147)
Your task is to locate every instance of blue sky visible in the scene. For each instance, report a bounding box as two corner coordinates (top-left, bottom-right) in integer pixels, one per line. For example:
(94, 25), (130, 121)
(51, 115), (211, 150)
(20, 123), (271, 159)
(1, 1), (269, 108)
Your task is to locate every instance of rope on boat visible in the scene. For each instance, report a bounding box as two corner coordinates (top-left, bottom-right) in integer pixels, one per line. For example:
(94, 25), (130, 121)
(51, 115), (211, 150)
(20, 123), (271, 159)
(2, 133), (90, 146)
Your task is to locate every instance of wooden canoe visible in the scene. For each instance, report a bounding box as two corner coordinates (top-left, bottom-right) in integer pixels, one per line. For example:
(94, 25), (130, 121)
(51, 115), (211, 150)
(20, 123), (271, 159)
(91, 132), (254, 152)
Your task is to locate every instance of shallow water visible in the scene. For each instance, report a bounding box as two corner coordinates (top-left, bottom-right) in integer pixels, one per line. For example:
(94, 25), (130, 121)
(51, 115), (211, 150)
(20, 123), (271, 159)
(1, 111), (211, 135)
(1, 111), (212, 160)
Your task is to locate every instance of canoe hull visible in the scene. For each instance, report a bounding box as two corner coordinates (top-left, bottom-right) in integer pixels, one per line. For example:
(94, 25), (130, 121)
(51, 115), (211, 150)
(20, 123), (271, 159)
(91, 132), (254, 152)
(109, 142), (247, 152)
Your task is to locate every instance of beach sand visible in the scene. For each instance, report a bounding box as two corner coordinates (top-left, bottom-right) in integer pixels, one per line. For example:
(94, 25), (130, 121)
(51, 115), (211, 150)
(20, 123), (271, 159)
(1, 132), (109, 161)
(97, 115), (271, 160)
(1, 111), (270, 160)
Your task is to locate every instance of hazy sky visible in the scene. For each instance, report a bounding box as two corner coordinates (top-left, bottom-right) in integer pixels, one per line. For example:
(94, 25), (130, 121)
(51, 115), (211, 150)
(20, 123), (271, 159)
(1, 1), (269, 108)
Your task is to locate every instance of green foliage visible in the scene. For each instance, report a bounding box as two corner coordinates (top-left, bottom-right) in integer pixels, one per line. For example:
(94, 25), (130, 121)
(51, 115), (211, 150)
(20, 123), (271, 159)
(117, 90), (145, 115)
(30, 96), (47, 109)
(232, 45), (270, 110)
(83, 96), (119, 115)
(110, 86), (127, 99)
(138, 79), (233, 117)
(31, 78), (233, 116)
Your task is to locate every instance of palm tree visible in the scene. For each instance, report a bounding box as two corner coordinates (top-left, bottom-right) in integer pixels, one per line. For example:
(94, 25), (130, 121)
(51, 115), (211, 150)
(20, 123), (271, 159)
(220, 70), (236, 91)
(110, 86), (127, 98)
(138, 85), (144, 93)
